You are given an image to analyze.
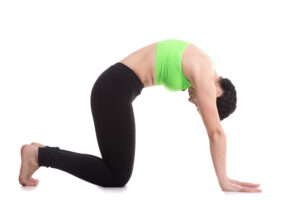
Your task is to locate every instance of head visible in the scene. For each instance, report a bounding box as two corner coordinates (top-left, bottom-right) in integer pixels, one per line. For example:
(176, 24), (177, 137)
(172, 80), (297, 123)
(215, 76), (237, 121)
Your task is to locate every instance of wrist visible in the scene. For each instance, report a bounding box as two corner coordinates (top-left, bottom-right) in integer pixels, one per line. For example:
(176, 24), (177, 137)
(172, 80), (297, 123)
(218, 176), (229, 185)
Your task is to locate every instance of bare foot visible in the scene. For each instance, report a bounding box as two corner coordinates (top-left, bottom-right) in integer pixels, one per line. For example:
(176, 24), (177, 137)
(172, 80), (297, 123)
(19, 144), (40, 186)
(30, 142), (46, 148)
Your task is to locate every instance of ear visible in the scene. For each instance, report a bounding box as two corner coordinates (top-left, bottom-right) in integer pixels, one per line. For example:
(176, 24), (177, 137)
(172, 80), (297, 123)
(216, 84), (223, 97)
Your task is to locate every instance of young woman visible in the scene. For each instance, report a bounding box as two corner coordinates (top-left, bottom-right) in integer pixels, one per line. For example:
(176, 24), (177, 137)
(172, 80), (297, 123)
(18, 38), (262, 192)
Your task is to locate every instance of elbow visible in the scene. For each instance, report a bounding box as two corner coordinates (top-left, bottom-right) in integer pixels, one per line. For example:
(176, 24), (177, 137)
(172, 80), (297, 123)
(207, 129), (224, 139)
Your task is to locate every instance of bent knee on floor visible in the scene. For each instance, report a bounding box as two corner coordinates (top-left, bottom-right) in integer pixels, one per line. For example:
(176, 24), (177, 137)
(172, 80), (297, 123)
(100, 178), (130, 187)
(112, 174), (132, 187)
(95, 170), (132, 187)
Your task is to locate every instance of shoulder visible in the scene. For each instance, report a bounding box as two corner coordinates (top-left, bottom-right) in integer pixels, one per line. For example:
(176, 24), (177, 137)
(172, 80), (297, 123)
(182, 44), (214, 87)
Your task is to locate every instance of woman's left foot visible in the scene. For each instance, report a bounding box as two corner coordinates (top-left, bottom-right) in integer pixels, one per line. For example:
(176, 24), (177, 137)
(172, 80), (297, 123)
(19, 144), (40, 186)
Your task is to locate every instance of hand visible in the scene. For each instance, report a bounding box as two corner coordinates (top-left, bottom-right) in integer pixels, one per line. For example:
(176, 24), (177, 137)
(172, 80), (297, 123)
(219, 177), (262, 193)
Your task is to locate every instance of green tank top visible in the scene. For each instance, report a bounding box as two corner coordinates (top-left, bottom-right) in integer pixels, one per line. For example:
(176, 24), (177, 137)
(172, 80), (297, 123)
(155, 38), (216, 92)
(155, 39), (191, 92)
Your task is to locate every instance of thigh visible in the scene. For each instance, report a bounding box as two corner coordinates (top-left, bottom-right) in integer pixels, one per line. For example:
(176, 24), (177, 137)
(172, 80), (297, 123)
(91, 90), (136, 179)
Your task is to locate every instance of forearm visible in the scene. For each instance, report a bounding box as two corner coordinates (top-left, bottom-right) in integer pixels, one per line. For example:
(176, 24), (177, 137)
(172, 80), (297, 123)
(208, 131), (228, 183)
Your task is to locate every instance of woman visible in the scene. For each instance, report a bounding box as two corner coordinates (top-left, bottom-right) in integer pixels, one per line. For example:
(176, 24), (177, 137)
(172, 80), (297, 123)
(18, 38), (262, 192)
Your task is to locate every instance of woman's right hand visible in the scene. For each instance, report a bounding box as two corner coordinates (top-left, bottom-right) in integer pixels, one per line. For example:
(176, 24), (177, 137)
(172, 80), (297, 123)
(219, 177), (262, 193)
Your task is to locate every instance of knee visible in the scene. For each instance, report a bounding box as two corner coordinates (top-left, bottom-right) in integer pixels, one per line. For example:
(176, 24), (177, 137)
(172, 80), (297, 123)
(112, 164), (134, 187)
(100, 177), (130, 188)
(111, 180), (128, 187)
(99, 169), (132, 187)
(111, 173), (132, 187)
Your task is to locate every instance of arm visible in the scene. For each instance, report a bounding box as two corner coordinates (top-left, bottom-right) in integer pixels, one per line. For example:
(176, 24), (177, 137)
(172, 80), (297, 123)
(189, 63), (262, 192)
(192, 71), (228, 182)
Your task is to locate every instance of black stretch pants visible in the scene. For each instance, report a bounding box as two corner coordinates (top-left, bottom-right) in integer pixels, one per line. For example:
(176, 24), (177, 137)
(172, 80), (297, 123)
(38, 62), (144, 187)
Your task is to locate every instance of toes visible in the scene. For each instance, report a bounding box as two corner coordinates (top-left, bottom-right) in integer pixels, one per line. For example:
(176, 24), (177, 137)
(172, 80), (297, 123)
(19, 176), (38, 187)
(30, 177), (39, 183)
(26, 180), (38, 186)
(26, 178), (39, 186)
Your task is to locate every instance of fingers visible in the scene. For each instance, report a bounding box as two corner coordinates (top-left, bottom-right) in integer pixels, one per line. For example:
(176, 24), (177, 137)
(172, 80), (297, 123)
(230, 184), (262, 193)
(229, 178), (260, 188)
(230, 179), (262, 193)
(220, 180), (262, 193)
(238, 186), (262, 193)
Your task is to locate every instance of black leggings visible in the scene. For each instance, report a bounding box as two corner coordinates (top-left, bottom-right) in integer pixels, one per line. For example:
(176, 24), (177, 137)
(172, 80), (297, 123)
(38, 62), (144, 187)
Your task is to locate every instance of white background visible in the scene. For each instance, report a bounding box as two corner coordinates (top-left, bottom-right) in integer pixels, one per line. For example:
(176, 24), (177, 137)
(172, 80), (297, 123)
(1, 0), (299, 199)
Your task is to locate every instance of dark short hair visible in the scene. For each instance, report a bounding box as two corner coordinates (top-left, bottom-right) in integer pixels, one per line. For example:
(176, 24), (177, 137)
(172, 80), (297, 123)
(216, 77), (237, 121)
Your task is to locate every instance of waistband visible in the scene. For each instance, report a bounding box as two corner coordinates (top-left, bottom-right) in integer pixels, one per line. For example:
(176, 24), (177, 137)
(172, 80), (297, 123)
(113, 62), (144, 94)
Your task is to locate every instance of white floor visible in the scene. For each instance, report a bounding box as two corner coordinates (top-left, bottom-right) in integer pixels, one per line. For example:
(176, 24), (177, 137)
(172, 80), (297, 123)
(6, 96), (300, 199)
